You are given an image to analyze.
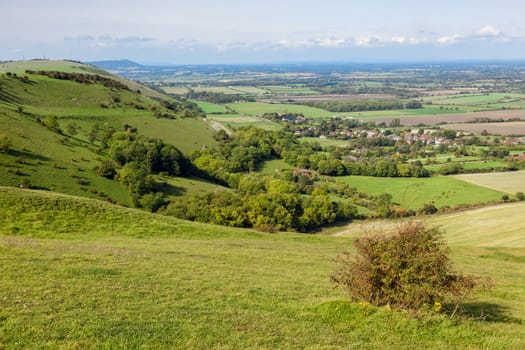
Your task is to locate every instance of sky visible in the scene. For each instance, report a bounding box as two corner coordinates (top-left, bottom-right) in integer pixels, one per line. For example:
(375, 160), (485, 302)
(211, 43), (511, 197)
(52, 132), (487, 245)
(3, 0), (525, 64)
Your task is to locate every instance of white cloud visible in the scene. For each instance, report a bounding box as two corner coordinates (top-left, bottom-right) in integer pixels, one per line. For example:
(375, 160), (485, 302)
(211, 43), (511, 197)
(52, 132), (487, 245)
(391, 36), (406, 45)
(436, 34), (462, 45)
(476, 25), (501, 37)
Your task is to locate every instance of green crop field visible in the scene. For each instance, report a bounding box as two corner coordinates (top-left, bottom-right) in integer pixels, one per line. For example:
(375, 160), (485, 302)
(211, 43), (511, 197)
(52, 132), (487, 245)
(0, 187), (524, 348)
(428, 93), (525, 107)
(227, 86), (268, 95)
(336, 175), (505, 210)
(263, 85), (321, 95)
(455, 170), (525, 194)
(299, 137), (351, 148)
(193, 100), (229, 114)
(208, 114), (281, 130)
(226, 102), (335, 118)
(424, 160), (508, 172)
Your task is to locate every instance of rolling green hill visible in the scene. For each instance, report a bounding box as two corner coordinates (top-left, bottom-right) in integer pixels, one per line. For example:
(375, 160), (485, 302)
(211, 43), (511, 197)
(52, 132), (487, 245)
(0, 60), (218, 205)
(0, 187), (524, 349)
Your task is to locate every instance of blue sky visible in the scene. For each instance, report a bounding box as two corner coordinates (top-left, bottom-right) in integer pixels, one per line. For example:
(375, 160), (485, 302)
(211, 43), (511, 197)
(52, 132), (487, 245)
(3, 0), (525, 64)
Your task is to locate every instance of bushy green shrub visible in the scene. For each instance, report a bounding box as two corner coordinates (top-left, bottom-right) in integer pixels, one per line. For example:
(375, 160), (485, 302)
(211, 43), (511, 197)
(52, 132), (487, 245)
(331, 221), (479, 311)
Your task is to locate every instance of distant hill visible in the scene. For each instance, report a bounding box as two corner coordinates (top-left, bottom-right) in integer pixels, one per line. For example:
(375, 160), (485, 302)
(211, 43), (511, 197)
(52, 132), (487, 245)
(88, 59), (144, 71)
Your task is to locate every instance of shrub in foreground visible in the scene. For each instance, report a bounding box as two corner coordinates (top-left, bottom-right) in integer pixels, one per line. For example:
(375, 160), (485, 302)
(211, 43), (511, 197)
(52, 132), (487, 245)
(331, 221), (480, 311)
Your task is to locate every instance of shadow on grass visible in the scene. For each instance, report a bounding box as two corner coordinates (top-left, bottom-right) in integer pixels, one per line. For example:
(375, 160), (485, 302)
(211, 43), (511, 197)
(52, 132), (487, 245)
(9, 149), (50, 162)
(154, 181), (187, 197)
(451, 302), (522, 324)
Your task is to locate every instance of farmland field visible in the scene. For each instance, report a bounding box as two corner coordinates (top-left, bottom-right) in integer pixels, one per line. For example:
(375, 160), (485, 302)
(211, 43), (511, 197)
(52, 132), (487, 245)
(371, 109), (525, 126)
(161, 86), (190, 95)
(424, 160), (508, 172)
(1, 187), (525, 348)
(193, 100), (229, 114)
(208, 114), (281, 130)
(427, 93), (525, 107)
(454, 170), (525, 194)
(334, 201), (525, 247)
(336, 175), (505, 210)
(226, 102), (335, 118)
(442, 122), (525, 136)
(299, 137), (351, 147)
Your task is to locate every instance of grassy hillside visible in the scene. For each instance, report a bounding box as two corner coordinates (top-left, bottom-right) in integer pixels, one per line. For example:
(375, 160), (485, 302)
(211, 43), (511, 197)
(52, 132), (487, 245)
(0, 61), (218, 203)
(0, 60), (165, 100)
(0, 187), (524, 349)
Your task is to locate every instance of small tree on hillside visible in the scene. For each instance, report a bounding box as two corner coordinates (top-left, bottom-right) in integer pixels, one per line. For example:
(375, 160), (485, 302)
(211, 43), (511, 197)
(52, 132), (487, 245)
(0, 133), (11, 153)
(331, 221), (480, 312)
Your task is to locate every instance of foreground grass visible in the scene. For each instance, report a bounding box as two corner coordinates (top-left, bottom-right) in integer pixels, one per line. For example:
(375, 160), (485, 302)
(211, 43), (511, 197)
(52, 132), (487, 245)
(0, 187), (524, 349)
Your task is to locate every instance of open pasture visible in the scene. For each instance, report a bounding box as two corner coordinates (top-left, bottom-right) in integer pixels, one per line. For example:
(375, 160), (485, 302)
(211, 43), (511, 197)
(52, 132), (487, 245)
(226, 102), (335, 118)
(428, 93), (525, 108)
(336, 175), (505, 210)
(208, 114), (281, 130)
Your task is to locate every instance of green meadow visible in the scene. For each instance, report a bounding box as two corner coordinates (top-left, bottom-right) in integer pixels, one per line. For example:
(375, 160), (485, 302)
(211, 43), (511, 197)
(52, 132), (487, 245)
(336, 175), (506, 210)
(0, 187), (524, 349)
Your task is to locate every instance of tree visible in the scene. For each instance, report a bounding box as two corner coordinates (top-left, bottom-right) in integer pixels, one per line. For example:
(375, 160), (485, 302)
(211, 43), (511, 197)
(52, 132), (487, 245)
(117, 161), (153, 195)
(0, 133), (11, 153)
(331, 221), (480, 311)
(66, 122), (78, 136)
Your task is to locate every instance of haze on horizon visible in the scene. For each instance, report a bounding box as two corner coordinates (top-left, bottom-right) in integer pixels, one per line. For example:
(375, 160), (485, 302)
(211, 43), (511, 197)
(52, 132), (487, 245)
(3, 0), (525, 64)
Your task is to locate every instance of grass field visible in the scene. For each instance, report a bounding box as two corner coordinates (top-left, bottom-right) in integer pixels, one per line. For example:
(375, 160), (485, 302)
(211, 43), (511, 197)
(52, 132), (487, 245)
(263, 85), (321, 95)
(193, 100), (228, 114)
(336, 175), (506, 210)
(257, 159), (294, 175)
(226, 102), (335, 118)
(208, 114), (281, 130)
(424, 160), (508, 172)
(0, 187), (524, 348)
(299, 137), (351, 147)
(428, 93), (525, 108)
(454, 170), (525, 194)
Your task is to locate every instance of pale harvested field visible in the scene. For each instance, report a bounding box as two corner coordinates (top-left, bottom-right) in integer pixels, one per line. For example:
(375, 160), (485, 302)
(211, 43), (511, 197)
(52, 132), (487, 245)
(331, 202), (525, 247)
(454, 170), (525, 194)
(372, 109), (525, 126)
(423, 88), (480, 96)
(441, 122), (525, 136)
(258, 93), (396, 103)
